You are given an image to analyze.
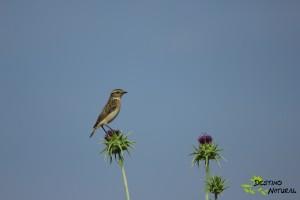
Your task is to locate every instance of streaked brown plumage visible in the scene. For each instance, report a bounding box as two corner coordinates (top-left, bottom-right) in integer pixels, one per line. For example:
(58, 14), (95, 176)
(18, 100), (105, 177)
(90, 89), (127, 138)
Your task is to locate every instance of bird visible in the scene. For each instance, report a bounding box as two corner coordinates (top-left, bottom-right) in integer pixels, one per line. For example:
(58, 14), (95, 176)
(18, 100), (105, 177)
(90, 89), (127, 138)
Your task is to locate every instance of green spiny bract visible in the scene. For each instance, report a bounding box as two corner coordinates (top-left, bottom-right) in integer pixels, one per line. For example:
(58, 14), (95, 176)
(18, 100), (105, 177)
(100, 130), (135, 164)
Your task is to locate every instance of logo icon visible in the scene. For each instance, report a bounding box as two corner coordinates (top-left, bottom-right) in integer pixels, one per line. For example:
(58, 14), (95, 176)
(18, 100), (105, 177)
(241, 175), (268, 195)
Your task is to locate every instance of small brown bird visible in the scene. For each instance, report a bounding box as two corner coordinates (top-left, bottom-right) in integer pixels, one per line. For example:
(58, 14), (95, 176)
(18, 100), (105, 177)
(90, 89), (127, 138)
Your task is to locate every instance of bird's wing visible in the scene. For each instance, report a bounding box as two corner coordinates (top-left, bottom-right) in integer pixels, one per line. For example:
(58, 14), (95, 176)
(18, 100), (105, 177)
(93, 99), (119, 128)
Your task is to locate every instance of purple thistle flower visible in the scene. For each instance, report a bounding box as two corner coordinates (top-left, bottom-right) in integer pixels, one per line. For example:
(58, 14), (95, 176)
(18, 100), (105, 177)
(198, 133), (213, 144)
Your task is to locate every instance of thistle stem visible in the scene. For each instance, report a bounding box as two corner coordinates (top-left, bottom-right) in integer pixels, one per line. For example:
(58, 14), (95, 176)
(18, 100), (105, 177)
(205, 160), (210, 200)
(119, 161), (130, 200)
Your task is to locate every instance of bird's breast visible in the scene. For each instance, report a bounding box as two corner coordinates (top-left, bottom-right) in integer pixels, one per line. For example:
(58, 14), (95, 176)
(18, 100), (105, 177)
(102, 107), (120, 124)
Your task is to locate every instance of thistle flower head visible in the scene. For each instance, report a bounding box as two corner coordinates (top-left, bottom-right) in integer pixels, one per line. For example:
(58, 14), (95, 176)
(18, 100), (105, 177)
(205, 176), (229, 196)
(198, 133), (213, 145)
(190, 134), (226, 168)
(100, 130), (135, 164)
(104, 130), (121, 141)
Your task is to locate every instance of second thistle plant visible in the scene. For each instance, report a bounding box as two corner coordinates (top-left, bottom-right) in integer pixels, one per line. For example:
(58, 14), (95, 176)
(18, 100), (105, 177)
(190, 133), (226, 200)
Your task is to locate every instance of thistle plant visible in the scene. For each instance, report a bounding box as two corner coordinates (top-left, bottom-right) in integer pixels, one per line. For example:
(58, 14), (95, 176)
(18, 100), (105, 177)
(190, 133), (226, 200)
(100, 130), (136, 200)
(205, 176), (229, 200)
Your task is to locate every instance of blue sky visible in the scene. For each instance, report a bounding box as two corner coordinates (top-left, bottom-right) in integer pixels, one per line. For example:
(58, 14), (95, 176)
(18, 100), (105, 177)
(1, 1), (300, 200)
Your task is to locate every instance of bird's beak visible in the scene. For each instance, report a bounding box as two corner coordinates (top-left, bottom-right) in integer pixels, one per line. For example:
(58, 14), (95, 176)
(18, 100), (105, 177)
(123, 91), (128, 94)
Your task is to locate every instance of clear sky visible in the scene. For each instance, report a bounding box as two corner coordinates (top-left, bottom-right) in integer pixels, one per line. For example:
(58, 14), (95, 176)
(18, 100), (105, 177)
(1, 1), (300, 200)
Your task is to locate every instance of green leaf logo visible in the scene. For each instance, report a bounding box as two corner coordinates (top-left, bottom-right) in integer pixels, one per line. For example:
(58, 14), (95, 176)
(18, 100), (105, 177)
(241, 184), (251, 188)
(242, 175), (268, 196)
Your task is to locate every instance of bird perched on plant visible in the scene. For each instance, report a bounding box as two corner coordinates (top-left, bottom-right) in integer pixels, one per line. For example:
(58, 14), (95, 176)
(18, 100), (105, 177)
(90, 89), (127, 138)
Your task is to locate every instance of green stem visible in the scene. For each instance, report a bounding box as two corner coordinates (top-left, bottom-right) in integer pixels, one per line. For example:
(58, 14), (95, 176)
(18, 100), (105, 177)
(214, 193), (218, 200)
(120, 161), (130, 200)
(205, 160), (210, 200)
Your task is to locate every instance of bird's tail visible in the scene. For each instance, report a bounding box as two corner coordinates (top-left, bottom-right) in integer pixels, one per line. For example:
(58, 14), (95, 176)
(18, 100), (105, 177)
(90, 129), (96, 138)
